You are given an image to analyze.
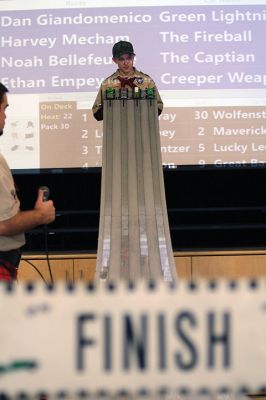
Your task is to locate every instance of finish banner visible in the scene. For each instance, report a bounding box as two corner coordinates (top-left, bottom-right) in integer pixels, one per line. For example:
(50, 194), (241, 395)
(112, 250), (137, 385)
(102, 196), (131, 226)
(0, 280), (266, 398)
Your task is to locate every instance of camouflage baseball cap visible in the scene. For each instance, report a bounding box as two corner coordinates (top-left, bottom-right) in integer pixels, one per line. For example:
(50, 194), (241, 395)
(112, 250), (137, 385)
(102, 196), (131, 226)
(112, 41), (135, 58)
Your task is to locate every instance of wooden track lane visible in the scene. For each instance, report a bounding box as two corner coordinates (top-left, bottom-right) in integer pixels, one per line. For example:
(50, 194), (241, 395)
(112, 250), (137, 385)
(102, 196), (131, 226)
(95, 98), (177, 283)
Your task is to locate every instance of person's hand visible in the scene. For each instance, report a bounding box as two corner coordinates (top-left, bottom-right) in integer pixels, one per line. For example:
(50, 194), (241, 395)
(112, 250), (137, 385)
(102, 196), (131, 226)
(34, 189), (56, 225)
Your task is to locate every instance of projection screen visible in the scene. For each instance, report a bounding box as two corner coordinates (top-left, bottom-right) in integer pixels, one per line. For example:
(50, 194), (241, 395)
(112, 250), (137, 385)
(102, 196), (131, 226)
(0, 0), (266, 172)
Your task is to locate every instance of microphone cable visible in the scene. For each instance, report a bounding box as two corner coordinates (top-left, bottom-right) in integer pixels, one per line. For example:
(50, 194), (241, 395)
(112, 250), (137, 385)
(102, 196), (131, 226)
(39, 186), (54, 285)
(21, 258), (49, 286)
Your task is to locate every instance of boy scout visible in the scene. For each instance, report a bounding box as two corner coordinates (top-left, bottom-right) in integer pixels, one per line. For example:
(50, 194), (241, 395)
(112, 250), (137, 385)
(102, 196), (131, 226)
(92, 40), (163, 121)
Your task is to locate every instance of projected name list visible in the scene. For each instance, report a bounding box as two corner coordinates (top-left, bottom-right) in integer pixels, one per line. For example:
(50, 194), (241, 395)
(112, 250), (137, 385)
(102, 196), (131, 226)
(1, 6), (266, 92)
(38, 103), (266, 168)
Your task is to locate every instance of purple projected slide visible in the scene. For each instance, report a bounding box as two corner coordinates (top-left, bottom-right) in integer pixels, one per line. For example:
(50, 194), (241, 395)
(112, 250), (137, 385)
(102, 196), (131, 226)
(1, 5), (266, 92)
(0, 3), (266, 170)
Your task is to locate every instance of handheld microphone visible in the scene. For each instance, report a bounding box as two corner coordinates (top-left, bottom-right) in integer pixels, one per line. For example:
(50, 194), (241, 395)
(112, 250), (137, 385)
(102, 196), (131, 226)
(39, 186), (50, 202)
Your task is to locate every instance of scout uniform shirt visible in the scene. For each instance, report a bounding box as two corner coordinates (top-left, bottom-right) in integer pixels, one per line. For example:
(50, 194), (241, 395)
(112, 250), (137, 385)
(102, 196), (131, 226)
(92, 68), (163, 121)
(0, 153), (25, 251)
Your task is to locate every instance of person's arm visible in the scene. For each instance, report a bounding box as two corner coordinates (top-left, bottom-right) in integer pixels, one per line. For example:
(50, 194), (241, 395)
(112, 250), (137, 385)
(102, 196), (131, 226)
(155, 87), (163, 116)
(0, 189), (55, 236)
(141, 73), (163, 115)
(92, 87), (104, 121)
